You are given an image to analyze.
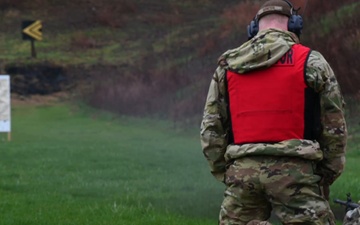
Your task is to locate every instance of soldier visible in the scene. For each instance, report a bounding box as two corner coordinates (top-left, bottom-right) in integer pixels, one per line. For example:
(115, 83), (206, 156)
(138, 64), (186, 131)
(200, 0), (347, 224)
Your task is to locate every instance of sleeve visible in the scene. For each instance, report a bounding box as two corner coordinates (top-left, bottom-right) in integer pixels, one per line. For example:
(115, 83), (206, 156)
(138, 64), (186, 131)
(200, 66), (230, 182)
(306, 50), (348, 184)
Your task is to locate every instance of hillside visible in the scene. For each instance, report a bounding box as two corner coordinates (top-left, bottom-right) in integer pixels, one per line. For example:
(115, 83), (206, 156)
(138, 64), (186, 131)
(0, 0), (359, 124)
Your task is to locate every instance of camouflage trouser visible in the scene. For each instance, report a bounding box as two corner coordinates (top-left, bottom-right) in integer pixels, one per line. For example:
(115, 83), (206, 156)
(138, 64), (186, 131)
(219, 156), (335, 225)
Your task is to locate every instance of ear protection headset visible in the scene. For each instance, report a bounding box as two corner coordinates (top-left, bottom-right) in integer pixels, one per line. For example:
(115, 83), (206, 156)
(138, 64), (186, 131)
(247, 0), (303, 39)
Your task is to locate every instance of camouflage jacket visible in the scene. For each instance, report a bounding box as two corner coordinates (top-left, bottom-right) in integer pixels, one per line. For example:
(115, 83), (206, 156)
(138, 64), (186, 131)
(200, 29), (347, 183)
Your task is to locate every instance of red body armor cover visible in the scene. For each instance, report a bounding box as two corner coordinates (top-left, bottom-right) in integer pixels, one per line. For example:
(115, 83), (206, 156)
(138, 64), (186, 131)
(226, 44), (311, 144)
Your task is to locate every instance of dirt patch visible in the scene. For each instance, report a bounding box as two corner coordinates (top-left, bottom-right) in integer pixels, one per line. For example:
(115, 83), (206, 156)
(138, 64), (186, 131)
(5, 62), (69, 96)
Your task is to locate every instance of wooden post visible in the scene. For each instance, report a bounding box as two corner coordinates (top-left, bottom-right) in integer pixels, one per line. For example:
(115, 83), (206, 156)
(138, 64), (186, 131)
(7, 132), (11, 141)
(31, 39), (37, 58)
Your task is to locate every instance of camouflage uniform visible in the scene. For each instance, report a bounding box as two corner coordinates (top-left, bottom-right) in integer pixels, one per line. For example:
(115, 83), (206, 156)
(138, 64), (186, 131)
(200, 29), (347, 224)
(344, 207), (360, 225)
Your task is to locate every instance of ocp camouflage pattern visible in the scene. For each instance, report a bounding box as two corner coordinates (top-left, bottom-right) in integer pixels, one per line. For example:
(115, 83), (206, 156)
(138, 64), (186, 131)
(219, 156), (335, 225)
(344, 207), (360, 225)
(200, 28), (347, 184)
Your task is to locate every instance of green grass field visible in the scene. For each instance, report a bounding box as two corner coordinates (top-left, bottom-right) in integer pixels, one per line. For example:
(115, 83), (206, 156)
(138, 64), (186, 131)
(0, 103), (359, 224)
(0, 103), (223, 225)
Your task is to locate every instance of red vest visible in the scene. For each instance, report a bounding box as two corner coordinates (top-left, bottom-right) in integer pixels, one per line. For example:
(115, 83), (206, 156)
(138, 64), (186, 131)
(226, 44), (312, 144)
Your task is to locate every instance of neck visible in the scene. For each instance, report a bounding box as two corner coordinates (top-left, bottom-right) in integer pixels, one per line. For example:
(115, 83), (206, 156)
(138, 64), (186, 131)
(259, 23), (288, 32)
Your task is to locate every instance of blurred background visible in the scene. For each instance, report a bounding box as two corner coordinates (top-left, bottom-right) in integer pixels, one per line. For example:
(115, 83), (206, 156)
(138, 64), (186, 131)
(0, 0), (358, 125)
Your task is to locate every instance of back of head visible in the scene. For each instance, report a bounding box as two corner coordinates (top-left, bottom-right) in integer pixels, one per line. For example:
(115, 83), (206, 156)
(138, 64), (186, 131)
(258, 12), (289, 31)
(257, 0), (292, 21)
(247, 0), (303, 39)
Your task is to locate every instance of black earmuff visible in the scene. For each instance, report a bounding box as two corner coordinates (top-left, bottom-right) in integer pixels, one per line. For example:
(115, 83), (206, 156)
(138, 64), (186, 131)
(288, 14), (303, 37)
(247, 0), (303, 39)
(247, 19), (259, 40)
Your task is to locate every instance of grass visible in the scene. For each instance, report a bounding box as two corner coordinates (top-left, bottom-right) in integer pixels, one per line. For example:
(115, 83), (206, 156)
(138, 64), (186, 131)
(0, 0), (229, 71)
(0, 102), (359, 224)
(0, 103), (223, 225)
(0, 0), (358, 223)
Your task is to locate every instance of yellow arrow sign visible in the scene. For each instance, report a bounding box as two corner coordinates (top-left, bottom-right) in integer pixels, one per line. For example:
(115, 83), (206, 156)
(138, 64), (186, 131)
(23, 20), (42, 41)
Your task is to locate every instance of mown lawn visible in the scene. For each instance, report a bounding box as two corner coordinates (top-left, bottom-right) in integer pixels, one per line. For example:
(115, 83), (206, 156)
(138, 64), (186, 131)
(0, 103), (359, 224)
(0, 103), (223, 225)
